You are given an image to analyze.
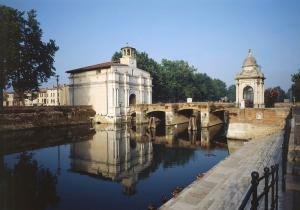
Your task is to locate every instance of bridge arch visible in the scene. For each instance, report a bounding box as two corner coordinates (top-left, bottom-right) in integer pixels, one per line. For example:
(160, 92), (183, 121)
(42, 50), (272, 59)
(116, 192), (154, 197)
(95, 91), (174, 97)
(146, 110), (166, 124)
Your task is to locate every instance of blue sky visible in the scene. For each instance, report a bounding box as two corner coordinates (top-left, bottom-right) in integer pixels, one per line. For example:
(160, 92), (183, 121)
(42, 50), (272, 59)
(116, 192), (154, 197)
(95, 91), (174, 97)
(2, 0), (300, 91)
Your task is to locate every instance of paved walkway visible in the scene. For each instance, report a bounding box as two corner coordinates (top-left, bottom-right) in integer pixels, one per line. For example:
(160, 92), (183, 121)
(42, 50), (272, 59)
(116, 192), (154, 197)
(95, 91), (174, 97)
(160, 131), (284, 210)
(281, 106), (300, 210)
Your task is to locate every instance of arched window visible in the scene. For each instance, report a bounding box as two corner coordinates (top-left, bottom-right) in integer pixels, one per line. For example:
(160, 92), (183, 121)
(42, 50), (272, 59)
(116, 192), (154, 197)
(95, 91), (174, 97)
(243, 86), (254, 108)
(129, 94), (136, 106)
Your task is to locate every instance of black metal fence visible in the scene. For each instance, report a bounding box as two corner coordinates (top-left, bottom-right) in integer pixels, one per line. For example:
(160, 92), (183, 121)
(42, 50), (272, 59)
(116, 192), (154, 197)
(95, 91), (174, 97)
(238, 164), (279, 210)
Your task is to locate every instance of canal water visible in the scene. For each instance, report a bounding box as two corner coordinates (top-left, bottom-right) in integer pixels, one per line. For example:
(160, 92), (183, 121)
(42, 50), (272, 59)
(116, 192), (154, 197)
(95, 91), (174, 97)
(0, 123), (228, 210)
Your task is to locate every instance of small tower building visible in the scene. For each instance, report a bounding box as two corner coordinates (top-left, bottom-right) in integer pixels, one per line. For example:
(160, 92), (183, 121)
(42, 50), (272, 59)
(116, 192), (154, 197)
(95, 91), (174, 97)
(235, 49), (265, 108)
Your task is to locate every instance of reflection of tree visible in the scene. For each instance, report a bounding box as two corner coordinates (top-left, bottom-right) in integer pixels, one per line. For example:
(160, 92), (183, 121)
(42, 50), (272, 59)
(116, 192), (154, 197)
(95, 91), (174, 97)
(139, 145), (196, 180)
(1, 152), (60, 210)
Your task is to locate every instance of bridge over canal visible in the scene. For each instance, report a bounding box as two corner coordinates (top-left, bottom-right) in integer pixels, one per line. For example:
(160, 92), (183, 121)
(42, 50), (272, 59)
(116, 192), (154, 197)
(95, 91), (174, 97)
(128, 102), (235, 129)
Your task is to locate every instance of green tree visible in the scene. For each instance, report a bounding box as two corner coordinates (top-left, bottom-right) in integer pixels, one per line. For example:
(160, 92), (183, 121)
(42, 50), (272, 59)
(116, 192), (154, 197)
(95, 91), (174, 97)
(291, 69), (300, 102)
(211, 79), (227, 101)
(286, 87), (292, 101)
(160, 59), (196, 102)
(111, 51), (122, 62)
(111, 50), (228, 103)
(272, 86), (285, 102)
(264, 88), (279, 107)
(0, 5), (58, 108)
(227, 84), (236, 102)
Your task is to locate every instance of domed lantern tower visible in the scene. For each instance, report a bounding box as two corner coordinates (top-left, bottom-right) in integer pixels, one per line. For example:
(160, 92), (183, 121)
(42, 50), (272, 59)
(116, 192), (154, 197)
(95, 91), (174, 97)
(235, 49), (265, 108)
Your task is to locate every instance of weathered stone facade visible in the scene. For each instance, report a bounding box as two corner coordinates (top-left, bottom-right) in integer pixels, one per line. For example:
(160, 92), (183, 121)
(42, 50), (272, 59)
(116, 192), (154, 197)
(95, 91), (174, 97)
(226, 107), (290, 139)
(67, 46), (152, 124)
(236, 50), (265, 108)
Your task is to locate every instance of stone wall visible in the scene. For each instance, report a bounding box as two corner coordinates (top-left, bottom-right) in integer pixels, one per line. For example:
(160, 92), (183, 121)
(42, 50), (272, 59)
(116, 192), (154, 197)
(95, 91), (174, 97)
(227, 108), (290, 139)
(0, 106), (95, 131)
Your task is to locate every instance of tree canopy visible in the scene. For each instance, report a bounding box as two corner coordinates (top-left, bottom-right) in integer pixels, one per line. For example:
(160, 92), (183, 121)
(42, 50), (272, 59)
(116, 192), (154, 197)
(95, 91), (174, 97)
(226, 84), (236, 102)
(0, 5), (58, 108)
(264, 86), (286, 107)
(112, 50), (228, 103)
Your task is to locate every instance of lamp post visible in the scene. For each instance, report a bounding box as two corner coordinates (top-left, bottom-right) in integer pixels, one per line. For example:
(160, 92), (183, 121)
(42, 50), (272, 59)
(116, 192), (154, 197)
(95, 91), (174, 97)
(56, 75), (60, 106)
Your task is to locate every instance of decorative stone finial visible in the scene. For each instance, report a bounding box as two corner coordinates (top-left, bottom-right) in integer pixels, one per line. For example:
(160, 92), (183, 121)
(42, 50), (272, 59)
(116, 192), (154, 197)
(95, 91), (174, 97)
(248, 49), (252, 57)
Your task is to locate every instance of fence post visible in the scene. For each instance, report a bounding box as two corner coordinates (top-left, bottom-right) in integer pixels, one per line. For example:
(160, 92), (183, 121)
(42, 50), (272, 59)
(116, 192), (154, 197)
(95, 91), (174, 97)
(275, 164), (279, 209)
(271, 165), (275, 210)
(264, 167), (270, 210)
(251, 171), (259, 210)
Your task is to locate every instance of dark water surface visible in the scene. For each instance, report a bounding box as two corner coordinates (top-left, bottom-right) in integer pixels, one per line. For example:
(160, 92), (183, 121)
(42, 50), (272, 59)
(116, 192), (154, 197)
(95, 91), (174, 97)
(0, 124), (228, 210)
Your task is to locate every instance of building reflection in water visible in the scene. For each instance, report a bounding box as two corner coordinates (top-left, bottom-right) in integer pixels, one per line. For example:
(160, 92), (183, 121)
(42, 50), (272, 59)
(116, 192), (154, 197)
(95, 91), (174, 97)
(140, 123), (226, 149)
(70, 123), (227, 195)
(70, 124), (153, 195)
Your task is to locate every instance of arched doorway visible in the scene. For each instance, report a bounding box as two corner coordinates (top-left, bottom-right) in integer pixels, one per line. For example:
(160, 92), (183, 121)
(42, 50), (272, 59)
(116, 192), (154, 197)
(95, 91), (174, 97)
(129, 94), (136, 106)
(243, 86), (254, 108)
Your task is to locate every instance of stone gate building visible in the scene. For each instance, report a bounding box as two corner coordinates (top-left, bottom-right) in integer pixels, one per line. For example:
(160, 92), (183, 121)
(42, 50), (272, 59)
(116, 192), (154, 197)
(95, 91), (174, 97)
(235, 49), (265, 108)
(66, 46), (152, 123)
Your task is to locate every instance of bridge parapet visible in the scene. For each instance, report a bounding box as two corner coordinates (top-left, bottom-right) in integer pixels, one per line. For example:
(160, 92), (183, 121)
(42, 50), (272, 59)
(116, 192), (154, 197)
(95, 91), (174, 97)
(129, 102), (234, 127)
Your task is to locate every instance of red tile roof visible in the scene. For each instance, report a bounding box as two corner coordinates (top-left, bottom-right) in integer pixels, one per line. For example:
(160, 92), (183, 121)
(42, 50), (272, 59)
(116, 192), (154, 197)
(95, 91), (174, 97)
(66, 61), (128, 74)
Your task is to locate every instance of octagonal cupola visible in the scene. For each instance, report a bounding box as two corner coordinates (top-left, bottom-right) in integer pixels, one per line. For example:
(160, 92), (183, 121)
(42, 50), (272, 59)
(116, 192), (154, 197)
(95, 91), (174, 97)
(120, 45), (137, 68)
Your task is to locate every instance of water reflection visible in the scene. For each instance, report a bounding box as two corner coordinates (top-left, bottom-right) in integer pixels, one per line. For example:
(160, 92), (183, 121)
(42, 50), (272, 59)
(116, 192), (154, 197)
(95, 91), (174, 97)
(69, 123), (227, 195)
(0, 125), (94, 155)
(1, 123), (229, 210)
(70, 124), (153, 195)
(131, 123), (226, 149)
(1, 152), (59, 210)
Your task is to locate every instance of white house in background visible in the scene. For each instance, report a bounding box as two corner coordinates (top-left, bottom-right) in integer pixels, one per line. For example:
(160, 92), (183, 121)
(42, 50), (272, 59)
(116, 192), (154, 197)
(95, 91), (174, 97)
(3, 85), (70, 107)
(33, 85), (69, 106)
(235, 49), (265, 108)
(66, 46), (153, 123)
(3, 92), (14, 106)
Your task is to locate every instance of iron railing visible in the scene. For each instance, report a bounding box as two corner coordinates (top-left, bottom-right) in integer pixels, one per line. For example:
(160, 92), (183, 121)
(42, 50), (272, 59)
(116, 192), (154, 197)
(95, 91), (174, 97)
(239, 164), (279, 210)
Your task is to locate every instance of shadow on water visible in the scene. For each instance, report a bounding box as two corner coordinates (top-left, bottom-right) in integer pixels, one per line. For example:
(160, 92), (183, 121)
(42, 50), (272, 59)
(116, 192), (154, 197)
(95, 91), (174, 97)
(1, 123), (229, 210)
(0, 152), (60, 210)
(0, 125), (95, 155)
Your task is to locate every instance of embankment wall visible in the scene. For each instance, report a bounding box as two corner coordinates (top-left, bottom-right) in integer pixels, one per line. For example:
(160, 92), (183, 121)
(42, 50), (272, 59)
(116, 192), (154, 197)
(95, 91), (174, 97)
(0, 106), (95, 131)
(227, 108), (290, 139)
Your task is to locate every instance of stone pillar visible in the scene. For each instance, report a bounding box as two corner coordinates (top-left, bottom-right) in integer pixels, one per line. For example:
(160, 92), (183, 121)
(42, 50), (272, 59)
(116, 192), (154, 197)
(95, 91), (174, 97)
(201, 128), (210, 147)
(135, 110), (148, 124)
(236, 81), (239, 107)
(165, 126), (175, 144)
(165, 111), (174, 126)
(254, 81), (258, 108)
(148, 90), (152, 104)
(201, 110), (210, 128)
(261, 81), (265, 107)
